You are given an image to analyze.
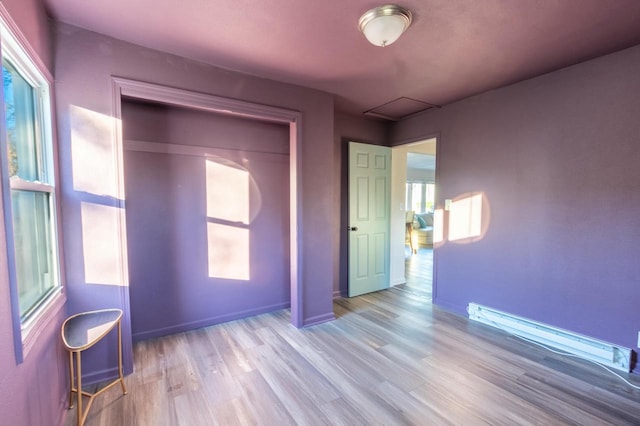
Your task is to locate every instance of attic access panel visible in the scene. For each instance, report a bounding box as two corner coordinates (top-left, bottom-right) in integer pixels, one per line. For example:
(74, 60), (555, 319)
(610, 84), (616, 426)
(364, 97), (439, 121)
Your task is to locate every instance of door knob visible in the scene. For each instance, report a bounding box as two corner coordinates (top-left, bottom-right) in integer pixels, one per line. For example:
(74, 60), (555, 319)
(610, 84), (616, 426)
(347, 226), (358, 231)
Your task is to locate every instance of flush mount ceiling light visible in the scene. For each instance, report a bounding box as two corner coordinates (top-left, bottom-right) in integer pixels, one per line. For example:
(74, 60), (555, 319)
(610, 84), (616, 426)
(358, 4), (413, 47)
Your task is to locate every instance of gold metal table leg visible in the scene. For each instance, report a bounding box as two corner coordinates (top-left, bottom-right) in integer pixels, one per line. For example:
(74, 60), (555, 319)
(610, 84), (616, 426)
(118, 320), (128, 395)
(76, 351), (83, 426)
(68, 351), (75, 409)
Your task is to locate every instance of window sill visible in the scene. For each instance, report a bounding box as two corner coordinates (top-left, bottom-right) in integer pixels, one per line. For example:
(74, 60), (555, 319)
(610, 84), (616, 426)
(20, 289), (65, 360)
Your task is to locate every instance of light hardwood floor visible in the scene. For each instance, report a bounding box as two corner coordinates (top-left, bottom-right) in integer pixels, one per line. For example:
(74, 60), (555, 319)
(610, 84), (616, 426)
(403, 246), (433, 300)
(66, 278), (640, 425)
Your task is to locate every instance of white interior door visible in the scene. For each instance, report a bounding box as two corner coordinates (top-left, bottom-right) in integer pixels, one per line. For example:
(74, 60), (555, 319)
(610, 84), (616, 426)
(348, 142), (391, 297)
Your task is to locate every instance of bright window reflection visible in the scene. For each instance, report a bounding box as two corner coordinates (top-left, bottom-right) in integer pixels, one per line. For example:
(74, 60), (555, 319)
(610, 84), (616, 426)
(70, 105), (127, 287)
(207, 223), (249, 280)
(205, 159), (250, 280)
(206, 158), (249, 223)
(81, 201), (124, 286)
(70, 105), (119, 198)
(449, 193), (483, 241)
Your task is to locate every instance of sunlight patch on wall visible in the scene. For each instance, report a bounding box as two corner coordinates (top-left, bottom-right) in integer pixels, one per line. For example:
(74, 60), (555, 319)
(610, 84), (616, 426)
(207, 223), (250, 280)
(70, 105), (120, 198)
(206, 158), (249, 223)
(81, 201), (124, 286)
(449, 193), (483, 241)
(206, 158), (250, 280)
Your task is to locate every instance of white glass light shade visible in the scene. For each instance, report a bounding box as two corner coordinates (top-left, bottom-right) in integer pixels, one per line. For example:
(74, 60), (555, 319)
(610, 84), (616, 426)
(359, 5), (412, 47)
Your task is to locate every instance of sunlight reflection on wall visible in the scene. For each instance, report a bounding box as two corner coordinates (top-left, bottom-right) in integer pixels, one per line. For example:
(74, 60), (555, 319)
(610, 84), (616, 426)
(71, 105), (126, 286)
(80, 201), (124, 286)
(434, 192), (490, 246)
(449, 193), (483, 241)
(206, 158), (250, 280)
(70, 105), (119, 197)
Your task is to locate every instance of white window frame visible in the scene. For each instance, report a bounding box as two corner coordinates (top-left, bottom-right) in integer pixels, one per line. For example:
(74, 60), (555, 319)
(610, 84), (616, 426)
(406, 181), (436, 214)
(0, 10), (63, 363)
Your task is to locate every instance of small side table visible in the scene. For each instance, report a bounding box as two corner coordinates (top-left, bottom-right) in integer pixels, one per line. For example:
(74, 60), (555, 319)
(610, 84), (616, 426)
(61, 308), (128, 426)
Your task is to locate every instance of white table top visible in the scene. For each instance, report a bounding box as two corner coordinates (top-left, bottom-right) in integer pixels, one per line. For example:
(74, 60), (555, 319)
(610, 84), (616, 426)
(62, 309), (123, 351)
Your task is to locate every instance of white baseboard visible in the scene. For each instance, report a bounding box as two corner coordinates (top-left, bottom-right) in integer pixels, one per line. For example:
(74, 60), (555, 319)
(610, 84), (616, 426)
(468, 303), (633, 372)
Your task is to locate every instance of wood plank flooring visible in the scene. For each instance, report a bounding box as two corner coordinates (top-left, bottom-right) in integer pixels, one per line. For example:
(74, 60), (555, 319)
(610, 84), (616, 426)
(403, 247), (433, 300)
(65, 279), (640, 425)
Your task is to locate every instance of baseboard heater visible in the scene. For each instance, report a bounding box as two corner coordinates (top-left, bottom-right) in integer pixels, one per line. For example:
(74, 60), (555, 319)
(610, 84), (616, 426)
(467, 303), (633, 372)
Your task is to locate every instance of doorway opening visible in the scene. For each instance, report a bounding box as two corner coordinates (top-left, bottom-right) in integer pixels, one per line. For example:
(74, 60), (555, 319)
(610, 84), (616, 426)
(391, 138), (436, 300)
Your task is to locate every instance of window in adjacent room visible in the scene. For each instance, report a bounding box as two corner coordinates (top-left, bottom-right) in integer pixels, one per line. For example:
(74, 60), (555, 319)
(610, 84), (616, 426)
(406, 182), (435, 213)
(1, 15), (61, 361)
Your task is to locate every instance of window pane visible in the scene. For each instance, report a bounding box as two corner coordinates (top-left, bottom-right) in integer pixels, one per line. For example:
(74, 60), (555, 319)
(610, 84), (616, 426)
(405, 183), (411, 211)
(10, 190), (55, 319)
(425, 183), (435, 212)
(3, 61), (40, 181)
(411, 183), (422, 212)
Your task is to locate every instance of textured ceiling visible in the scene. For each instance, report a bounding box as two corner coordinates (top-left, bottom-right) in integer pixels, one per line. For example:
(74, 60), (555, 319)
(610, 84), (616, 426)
(44, 0), (640, 118)
(407, 152), (436, 171)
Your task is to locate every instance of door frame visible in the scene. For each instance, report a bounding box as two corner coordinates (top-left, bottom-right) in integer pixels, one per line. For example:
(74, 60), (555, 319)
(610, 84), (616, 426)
(111, 78), (304, 369)
(390, 135), (439, 298)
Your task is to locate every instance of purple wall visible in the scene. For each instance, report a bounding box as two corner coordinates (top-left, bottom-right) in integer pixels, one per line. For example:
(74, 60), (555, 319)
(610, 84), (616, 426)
(0, 1), (68, 425)
(122, 100), (290, 340)
(1, 0), (52, 70)
(392, 44), (640, 352)
(53, 22), (335, 380)
(333, 113), (388, 296)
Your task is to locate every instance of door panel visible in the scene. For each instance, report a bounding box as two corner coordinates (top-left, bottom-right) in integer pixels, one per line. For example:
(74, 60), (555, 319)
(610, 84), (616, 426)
(357, 177), (369, 220)
(375, 177), (386, 218)
(348, 142), (391, 297)
(356, 234), (369, 279)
